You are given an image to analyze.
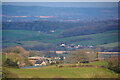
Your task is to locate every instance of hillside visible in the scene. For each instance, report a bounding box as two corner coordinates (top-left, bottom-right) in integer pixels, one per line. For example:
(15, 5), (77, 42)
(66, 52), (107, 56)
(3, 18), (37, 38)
(98, 42), (119, 48)
(3, 29), (119, 51)
(2, 4), (119, 51)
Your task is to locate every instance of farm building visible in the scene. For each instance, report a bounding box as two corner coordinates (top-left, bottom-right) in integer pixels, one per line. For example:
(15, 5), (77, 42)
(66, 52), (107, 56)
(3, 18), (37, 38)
(35, 61), (46, 66)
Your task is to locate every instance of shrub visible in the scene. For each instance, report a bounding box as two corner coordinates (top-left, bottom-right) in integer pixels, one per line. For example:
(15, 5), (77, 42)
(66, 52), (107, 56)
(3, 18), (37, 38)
(50, 62), (56, 65)
(4, 59), (18, 68)
(107, 55), (120, 73)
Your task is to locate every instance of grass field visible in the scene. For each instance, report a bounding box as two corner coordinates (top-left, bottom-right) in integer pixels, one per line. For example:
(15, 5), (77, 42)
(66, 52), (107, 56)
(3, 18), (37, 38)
(6, 65), (117, 78)
(3, 30), (50, 41)
(5, 61), (118, 78)
(82, 61), (109, 67)
(40, 30), (118, 45)
(98, 42), (119, 48)
(3, 30), (119, 48)
(2, 42), (20, 46)
(18, 41), (50, 47)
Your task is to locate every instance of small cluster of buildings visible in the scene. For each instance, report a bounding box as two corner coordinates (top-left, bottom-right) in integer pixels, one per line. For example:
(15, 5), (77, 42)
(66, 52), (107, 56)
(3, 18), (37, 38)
(28, 56), (62, 66)
(60, 43), (93, 49)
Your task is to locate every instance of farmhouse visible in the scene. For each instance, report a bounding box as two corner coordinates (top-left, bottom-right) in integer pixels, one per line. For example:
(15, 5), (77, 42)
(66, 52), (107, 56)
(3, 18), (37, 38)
(35, 61), (46, 66)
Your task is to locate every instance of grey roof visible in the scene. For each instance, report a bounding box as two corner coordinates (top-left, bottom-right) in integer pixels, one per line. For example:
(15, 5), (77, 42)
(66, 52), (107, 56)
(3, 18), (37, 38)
(35, 61), (43, 64)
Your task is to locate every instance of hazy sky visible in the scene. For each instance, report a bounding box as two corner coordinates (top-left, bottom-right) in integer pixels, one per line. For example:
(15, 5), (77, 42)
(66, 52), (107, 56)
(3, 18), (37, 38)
(2, 0), (119, 8)
(2, 0), (120, 2)
(2, 2), (118, 8)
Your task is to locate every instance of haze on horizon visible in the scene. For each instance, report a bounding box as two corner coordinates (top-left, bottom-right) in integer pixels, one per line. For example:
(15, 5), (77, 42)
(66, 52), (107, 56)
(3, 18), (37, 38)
(2, 2), (118, 8)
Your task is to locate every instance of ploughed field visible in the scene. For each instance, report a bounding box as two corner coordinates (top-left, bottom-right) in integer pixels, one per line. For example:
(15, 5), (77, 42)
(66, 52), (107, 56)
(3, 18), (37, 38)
(6, 61), (118, 78)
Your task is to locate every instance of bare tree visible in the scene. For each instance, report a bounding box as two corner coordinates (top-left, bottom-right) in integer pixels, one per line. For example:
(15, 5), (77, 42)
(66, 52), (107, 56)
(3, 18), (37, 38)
(69, 49), (89, 64)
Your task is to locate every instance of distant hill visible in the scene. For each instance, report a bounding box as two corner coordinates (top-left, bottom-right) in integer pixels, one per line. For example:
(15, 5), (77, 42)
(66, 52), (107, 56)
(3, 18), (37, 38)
(2, 5), (117, 22)
(2, 29), (119, 51)
(2, 4), (119, 51)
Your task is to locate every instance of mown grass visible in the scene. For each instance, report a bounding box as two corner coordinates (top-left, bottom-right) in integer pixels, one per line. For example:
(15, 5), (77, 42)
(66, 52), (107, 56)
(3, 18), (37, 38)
(6, 65), (118, 78)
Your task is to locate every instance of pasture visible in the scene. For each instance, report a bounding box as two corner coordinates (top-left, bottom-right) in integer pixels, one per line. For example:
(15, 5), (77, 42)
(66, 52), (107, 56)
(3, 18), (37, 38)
(5, 61), (118, 78)
(2, 30), (119, 48)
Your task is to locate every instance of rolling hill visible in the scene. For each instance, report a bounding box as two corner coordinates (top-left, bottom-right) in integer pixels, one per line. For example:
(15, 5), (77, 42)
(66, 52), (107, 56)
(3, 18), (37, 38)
(2, 29), (119, 51)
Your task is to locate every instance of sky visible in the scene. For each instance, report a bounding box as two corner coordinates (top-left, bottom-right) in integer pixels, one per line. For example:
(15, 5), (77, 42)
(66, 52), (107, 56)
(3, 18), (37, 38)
(2, 0), (120, 2)
(2, 2), (118, 8)
(1, 0), (119, 8)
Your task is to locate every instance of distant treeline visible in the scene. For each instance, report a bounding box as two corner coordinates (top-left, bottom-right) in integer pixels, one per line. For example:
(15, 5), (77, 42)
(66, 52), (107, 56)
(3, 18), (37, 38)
(3, 5), (117, 22)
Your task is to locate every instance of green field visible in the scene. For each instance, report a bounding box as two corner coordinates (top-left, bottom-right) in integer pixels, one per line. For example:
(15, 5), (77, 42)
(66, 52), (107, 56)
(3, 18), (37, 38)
(3, 30), (119, 48)
(6, 65), (117, 78)
(3, 30), (50, 41)
(4, 61), (118, 78)
(98, 42), (119, 48)
(3, 42), (20, 46)
(82, 61), (109, 68)
(18, 41), (51, 47)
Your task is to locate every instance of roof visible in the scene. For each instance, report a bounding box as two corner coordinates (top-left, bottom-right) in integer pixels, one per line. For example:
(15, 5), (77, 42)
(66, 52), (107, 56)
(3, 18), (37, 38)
(35, 61), (43, 64)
